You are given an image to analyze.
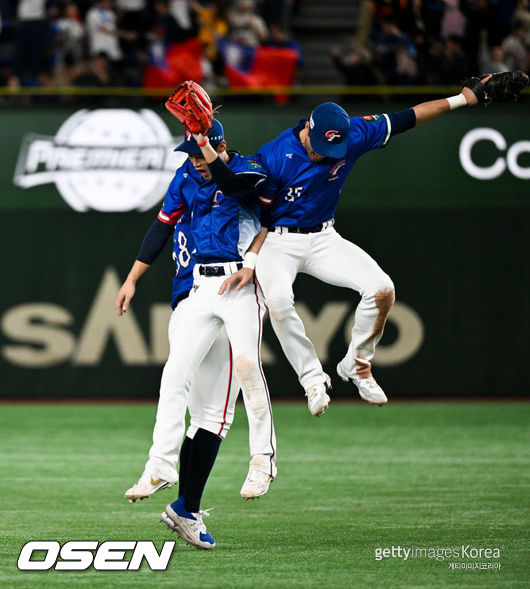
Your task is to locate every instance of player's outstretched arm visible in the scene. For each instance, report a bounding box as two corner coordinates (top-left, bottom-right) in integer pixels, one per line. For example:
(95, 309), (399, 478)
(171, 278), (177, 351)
(413, 75), (492, 125)
(116, 260), (150, 316)
(218, 227), (268, 295)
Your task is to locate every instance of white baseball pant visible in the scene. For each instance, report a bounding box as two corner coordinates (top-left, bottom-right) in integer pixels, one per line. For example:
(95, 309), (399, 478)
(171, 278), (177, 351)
(147, 263), (277, 481)
(256, 226), (395, 390)
(146, 327), (239, 483)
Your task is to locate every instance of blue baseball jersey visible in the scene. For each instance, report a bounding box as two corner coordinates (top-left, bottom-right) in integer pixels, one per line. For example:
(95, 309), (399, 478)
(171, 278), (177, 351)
(158, 154), (265, 264)
(170, 210), (196, 309)
(257, 115), (391, 227)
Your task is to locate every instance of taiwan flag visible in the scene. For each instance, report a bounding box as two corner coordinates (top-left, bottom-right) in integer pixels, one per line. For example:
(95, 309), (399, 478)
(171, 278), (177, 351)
(218, 39), (298, 100)
(143, 39), (204, 88)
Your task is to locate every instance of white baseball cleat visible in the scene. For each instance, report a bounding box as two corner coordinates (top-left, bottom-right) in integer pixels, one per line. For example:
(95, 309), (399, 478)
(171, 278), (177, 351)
(337, 362), (388, 405)
(305, 375), (332, 416)
(240, 468), (273, 499)
(161, 497), (215, 550)
(124, 471), (173, 502)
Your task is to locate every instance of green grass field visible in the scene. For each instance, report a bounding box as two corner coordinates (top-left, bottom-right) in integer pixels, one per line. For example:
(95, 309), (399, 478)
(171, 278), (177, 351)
(0, 402), (528, 588)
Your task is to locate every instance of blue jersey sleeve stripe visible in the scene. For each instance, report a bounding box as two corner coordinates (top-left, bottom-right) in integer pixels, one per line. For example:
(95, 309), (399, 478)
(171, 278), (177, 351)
(382, 114), (391, 146)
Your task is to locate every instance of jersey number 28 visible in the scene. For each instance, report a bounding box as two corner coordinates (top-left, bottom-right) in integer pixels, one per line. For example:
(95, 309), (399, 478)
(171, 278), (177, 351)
(173, 230), (191, 274)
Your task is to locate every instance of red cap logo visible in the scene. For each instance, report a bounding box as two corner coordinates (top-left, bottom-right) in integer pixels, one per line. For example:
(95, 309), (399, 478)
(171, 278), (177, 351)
(325, 130), (341, 142)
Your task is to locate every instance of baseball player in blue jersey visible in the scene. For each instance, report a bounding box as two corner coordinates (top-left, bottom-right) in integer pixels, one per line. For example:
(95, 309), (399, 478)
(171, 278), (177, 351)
(116, 119), (276, 549)
(254, 81), (491, 415)
(119, 210), (241, 504)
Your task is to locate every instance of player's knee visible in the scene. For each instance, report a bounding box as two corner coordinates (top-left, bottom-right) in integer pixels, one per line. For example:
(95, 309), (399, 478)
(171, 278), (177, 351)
(264, 292), (295, 322)
(374, 280), (395, 316)
(235, 355), (269, 414)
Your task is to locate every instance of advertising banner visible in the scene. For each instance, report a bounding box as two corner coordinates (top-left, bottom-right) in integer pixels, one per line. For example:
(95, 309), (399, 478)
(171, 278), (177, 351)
(0, 103), (527, 398)
(1, 103), (529, 211)
(1, 209), (527, 398)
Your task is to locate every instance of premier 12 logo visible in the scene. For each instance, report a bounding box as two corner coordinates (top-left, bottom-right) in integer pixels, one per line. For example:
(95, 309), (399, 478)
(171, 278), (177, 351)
(13, 109), (187, 212)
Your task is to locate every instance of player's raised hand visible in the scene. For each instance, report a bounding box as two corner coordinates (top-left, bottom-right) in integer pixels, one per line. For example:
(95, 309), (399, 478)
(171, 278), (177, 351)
(462, 74), (493, 106)
(218, 268), (254, 295)
(116, 280), (136, 316)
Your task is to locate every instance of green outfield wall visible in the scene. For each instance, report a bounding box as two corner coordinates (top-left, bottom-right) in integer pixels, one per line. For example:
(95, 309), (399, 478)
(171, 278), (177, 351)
(0, 102), (528, 398)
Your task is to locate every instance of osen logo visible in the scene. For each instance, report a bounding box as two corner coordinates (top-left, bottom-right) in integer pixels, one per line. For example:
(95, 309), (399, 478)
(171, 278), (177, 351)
(13, 109), (186, 212)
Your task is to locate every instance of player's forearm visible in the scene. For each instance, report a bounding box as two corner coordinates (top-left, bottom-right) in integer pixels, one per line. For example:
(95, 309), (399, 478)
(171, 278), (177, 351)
(125, 260), (150, 284)
(242, 227), (267, 271)
(247, 227), (268, 254)
(413, 98), (452, 124)
(196, 136), (219, 164)
(413, 88), (477, 125)
(207, 156), (241, 194)
(136, 218), (174, 264)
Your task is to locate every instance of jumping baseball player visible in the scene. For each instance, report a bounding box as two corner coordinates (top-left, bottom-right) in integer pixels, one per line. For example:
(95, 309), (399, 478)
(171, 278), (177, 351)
(254, 71), (528, 416)
(119, 115), (276, 549)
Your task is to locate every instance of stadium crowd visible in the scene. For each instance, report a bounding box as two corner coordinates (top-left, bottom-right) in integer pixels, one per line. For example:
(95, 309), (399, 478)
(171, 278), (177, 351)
(0, 0), (528, 90)
(332, 0), (530, 86)
(0, 0), (299, 89)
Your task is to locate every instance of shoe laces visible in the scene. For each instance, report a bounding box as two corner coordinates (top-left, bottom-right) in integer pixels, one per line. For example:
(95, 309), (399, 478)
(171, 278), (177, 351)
(245, 470), (270, 486)
(357, 375), (379, 389)
(306, 383), (326, 403)
(193, 508), (212, 534)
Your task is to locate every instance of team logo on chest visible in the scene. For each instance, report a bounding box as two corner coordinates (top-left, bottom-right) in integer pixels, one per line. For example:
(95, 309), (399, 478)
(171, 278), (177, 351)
(212, 189), (222, 207)
(329, 159), (345, 181)
(325, 130), (341, 143)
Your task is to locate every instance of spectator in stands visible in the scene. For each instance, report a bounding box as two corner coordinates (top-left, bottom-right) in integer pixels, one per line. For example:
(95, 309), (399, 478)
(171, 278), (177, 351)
(168, 0), (200, 38)
(488, 0), (515, 46)
(440, 34), (469, 83)
(115, 0), (148, 58)
(74, 51), (115, 86)
(479, 41), (509, 73)
(458, 0), (492, 73)
(85, 0), (136, 63)
(395, 42), (419, 84)
(150, 0), (198, 44)
(192, 0), (229, 67)
(330, 39), (381, 86)
(14, 0), (48, 85)
(265, 23), (304, 67)
(149, 0), (181, 43)
(51, 1), (85, 68)
(258, 0), (293, 31)
(501, 23), (529, 71)
(441, 0), (466, 38)
(513, 0), (530, 33)
(228, 0), (268, 47)
(371, 18), (417, 84)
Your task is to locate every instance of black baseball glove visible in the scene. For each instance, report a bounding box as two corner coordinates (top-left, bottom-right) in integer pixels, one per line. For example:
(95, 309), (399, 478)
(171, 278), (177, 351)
(463, 71), (529, 106)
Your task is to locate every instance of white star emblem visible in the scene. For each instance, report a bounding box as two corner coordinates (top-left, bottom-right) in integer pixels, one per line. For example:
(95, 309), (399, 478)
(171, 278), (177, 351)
(286, 153), (293, 159)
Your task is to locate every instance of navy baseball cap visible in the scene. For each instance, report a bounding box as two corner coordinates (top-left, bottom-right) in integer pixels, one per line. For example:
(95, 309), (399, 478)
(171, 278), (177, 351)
(308, 102), (350, 159)
(174, 118), (225, 154)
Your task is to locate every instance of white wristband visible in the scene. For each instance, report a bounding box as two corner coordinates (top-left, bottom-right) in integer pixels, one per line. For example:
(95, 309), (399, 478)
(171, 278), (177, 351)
(447, 94), (467, 110)
(243, 252), (258, 270)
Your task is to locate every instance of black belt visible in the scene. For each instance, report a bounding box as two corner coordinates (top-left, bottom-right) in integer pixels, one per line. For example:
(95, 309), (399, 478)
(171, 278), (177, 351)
(270, 222), (332, 234)
(198, 262), (243, 277)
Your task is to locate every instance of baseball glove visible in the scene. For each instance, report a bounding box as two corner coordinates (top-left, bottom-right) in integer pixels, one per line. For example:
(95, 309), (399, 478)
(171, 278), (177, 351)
(463, 71), (529, 106)
(165, 80), (214, 134)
